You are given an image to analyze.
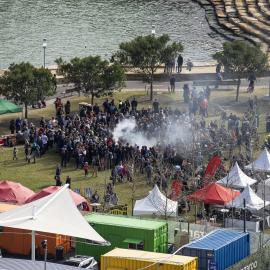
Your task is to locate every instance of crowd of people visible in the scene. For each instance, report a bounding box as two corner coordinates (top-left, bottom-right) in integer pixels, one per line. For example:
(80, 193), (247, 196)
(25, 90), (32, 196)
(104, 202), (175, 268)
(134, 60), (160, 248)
(7, 90), (261, 212)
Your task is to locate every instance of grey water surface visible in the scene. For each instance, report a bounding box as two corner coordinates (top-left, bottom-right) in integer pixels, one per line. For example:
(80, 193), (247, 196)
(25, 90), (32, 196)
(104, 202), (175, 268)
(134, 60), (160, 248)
(0, 0), (223, 68)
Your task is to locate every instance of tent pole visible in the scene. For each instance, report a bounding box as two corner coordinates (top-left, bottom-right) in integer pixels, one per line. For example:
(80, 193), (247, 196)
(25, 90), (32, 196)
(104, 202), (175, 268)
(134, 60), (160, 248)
(31, 230), (35, 261)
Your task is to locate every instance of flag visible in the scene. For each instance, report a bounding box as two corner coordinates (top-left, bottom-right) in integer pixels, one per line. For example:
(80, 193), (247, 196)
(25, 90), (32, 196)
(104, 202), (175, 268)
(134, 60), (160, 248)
(203, 156), (221, 185)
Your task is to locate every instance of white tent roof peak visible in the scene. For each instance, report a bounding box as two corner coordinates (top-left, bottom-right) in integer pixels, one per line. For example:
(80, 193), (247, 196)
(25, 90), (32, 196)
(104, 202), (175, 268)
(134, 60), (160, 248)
(227, 185), (270, 211)
(133, 185), (178, 217)
(217, 162), (257, 189)
(245, 148), (270, 172)
(0, 185), (107, 245)
(257, 178), (270, 201)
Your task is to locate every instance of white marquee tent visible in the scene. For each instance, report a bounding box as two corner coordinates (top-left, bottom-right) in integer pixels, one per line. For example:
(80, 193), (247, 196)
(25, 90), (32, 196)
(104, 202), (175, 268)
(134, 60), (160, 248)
(245, 148), (270, 172)
(0, 185), (108, 260)
(133, 185), (178, 217)
(257, 178), (270, 201)
(227, 185), (270, 211)
(217, 162), (257, 189)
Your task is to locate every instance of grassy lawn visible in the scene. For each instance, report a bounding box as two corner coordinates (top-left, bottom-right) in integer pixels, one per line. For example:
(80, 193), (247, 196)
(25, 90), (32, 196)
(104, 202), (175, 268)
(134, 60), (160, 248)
(0, 88), (269, 215)
(0, 146), (150, 214)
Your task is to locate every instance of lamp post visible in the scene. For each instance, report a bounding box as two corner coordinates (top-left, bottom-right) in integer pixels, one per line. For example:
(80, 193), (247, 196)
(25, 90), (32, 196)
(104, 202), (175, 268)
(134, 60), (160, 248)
(151, 25), (156, 36)
(42, 38), (47, 68)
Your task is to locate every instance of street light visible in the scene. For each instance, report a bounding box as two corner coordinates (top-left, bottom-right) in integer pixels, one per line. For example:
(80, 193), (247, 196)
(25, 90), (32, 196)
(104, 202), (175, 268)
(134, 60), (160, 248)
(42, 38), (47, 68)
(151, 25), (156, 36)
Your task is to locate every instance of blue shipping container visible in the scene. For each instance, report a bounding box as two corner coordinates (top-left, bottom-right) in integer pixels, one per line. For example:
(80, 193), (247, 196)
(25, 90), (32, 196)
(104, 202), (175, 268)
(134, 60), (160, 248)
(180, 229), (250, 270)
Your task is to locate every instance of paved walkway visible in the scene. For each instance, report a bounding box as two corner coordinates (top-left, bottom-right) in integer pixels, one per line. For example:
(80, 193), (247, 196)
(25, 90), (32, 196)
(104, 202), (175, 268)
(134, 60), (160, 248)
(55, 76), (270, 97)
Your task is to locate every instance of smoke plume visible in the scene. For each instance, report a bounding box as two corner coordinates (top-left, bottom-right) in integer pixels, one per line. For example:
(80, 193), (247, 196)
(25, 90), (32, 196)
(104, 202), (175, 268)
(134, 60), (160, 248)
(113, 117), (193, 151)
(113, 118), (157, 147)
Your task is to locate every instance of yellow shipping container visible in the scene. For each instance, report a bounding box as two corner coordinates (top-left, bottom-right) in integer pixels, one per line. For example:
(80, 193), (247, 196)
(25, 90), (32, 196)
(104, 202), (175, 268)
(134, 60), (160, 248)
(101, 248), (198, 270)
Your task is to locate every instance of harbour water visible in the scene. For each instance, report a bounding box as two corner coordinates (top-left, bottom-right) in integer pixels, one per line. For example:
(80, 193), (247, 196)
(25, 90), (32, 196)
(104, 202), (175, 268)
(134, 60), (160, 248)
(0, 0), (223, 68)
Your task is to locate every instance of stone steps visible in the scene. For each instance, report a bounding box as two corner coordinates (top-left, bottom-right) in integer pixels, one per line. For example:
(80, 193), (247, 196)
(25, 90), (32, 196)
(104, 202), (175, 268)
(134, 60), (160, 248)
(201, 0), (270, 53)
(235, 0), (270, 36)
(208, 0), (262, 43)
(245, 0), (270, 27)
(257, 0), (270, 18)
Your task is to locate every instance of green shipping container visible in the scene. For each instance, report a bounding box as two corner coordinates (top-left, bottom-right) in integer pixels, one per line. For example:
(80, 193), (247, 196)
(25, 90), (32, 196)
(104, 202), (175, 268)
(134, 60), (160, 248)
(76, 213), (168, 260)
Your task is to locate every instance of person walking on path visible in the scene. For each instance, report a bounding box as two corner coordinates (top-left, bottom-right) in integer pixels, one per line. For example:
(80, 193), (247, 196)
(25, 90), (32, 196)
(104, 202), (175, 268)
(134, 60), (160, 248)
(183, 84), (190, 103)
(169, 76), (176, 93)
(247, 73), (256, 93)
(187, 59), (193, 71)
(177, 54), (183, 73)
(186, 59), (193, 71)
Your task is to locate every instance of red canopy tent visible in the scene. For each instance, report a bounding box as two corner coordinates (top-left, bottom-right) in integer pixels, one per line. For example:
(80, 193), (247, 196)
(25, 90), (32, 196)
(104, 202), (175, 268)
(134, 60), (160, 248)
(188, 182), (240, 205)
(0, 180), (35, 204)
(25, 186), (90, 211)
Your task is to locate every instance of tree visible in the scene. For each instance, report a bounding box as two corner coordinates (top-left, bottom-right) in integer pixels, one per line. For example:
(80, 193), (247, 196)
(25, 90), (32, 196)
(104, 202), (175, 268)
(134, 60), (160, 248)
(33, 68), (57, 101)
(213, 40), (268, 101)
(115, 34), (183, 100)
(0, 62), (56, 118)
(56, 56), (125, 104)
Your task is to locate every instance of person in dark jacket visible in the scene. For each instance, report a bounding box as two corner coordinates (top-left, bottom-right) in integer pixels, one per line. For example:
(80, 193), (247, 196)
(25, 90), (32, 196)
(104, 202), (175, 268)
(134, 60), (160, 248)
(177, 54), (183, 73)
(64, 100), (71, 115)
(9, 120), (15, 134)
(169, 76), (176, 93)
(131, 98), (138, 111)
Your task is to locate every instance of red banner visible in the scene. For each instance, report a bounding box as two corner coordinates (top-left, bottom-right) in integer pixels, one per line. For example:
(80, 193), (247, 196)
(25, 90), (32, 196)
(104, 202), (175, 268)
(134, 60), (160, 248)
(171, 180), (182, 200)
(203, 156), (221, 185)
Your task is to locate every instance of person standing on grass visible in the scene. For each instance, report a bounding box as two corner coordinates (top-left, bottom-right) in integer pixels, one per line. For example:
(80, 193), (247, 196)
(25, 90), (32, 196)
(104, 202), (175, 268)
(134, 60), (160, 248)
(60, 145), (68, 167)
(91, 191), (100, 203)
(12, 147), (18, 160)
(9, 120), (15, 134)
(83, 161), (89, 176)
(41, 133), (48, 154)
(153, 99), (159, 113)
(64, 100), (71, 115)
(92, 157), (99, 177)
(131, 98), (138, 111)
(24, 141), (30, 161)
(29, 142), (40, 163)
(55, 175), (62, 186)
(55, 164), (61, 181)
(66, 175), (71, 188)
(15, 118), (21, 133)
(110, 192), (119, 206)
